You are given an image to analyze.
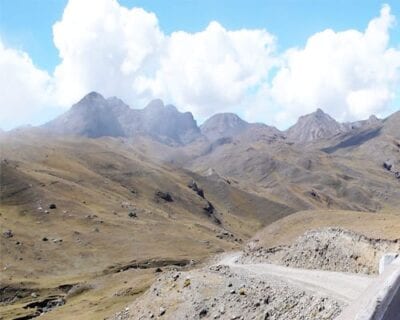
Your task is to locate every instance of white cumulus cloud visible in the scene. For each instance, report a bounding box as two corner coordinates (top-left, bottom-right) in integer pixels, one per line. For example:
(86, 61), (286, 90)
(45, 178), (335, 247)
(0, 39), (54, 129)
(269, 4), (400, 128)
(51, 0), (277, 118)
(141, 21), (277, 118)
(52, 0), (165, 107)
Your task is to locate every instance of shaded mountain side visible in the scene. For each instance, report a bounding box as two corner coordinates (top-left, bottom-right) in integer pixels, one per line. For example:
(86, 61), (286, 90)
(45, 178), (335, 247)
(321, 127), (382, 154)
(42, 92), (200, 145)
(43, 92), (125, 138)
(136, 99), (200, 145)
(311, 110), (399, 173)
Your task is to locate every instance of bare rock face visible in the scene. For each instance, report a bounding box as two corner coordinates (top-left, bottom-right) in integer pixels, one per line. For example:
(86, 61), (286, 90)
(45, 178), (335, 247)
(286, 108), (345, 143)
(43, 93), (200, 144)
(137, 99), (201, 145)
(43, 92), (126, 138)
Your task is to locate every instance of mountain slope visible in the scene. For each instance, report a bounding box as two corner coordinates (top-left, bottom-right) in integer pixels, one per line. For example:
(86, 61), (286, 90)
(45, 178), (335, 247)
(0, 132), (295, 319)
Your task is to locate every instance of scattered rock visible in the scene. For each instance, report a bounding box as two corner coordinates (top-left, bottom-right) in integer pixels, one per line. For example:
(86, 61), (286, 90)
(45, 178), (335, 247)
(173, 273), (180, 281)
(42, 237), (48, 242)
(155, 268), (163, 273)
(128, 212), (137, 218)
(110, 262), (344, 320)
(48, 204), (57, 209)
(3, 229), (13, 238)
(383, 161), (393, 171)
(188, 180), (205, 198)
(199, 308), (208, 318)
(159, 307), (166, 316)
(155, 191), (173, 202)
(183, 278), (191, 288)
(203, 201), (215, 215)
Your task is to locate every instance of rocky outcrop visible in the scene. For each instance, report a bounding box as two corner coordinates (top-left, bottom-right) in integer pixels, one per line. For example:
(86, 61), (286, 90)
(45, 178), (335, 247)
(154, 191), (174, 202)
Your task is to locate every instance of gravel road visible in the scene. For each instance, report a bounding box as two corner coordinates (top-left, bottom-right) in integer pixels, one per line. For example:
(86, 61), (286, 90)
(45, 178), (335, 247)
(220, 252), (374, 303)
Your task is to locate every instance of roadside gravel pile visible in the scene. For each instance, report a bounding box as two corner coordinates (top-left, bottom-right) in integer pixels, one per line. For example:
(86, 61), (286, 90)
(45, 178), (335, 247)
(239, 228), (400, 274)
(111, 264), (343, 320)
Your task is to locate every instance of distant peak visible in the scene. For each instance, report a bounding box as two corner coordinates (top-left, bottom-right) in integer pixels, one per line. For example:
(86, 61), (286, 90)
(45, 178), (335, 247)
(69, 92), (107, 111)
(368, 115), (379, 122)
(145, 99), (164, 110)
(165, 104), (178, 112)
(297, 108), (332, 121)
(85, 91), (104, 99)
(205, 113), (247, 123)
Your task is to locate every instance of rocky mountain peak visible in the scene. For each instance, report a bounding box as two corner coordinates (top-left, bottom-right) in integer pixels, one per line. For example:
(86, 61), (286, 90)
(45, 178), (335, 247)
(368, 115), (379, 123)
(78, 91), (105, 104)
(286, 108), (344, 143)
(200, 113), (249, 140)
(43, 92), (125, 138)
(144, 99), (165, 111)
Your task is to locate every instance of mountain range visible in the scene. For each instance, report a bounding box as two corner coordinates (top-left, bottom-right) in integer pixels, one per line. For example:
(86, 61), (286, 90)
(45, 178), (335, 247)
(1, 91), (400, 319)
(34, 91), (395, 146)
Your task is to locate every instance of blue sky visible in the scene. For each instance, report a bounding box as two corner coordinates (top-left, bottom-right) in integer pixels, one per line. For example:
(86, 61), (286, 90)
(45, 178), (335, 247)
(1, 0), (399, 72)
(0, 0), (399, 130)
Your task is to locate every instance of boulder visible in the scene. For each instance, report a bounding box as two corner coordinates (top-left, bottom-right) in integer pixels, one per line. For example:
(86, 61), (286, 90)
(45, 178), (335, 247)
(383, 161), (393, 171)
(188, 180), (205, 198)
(3, 229), (13, 238)
(128, 212), (137, 218)
(155, 191), (173, 202)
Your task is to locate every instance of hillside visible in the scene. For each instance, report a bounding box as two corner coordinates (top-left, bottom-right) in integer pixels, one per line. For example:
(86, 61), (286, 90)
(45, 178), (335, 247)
(0, 132), (293, 319)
